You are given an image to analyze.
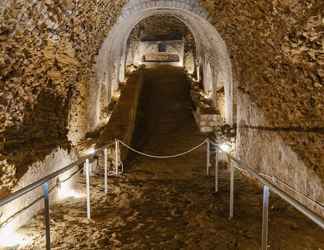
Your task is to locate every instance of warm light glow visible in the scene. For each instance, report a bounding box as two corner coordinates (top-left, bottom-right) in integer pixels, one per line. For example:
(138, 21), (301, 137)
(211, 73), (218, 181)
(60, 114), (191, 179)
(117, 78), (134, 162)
(85, 147), (96, 155)
(58, 181), (83, 200)
(128, 66), (137, 73)
(112, 90), (121, 99)
(104, 115), (111, 124)
(0, 225), (31, 248)
(201, 90), (212, 99)
(220, 143), (232, 153)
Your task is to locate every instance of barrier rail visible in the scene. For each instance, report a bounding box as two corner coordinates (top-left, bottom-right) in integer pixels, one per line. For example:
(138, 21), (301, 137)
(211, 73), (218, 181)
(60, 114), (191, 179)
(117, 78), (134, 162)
(0, 138), (323, 250)
(119, 137), (323, 250)
(0, 142), (115, 250)
(0, 139), (206, 249)
(208, 139), (324, 250)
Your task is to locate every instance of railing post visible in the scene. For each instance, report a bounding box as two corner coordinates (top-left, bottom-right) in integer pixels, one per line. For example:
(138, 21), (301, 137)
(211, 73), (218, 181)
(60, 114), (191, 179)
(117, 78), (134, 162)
(104, 148), (108, 194)
(120, 141), (123, 174)
(42, 182), (51, 250)
(206, 138), (211, 176)
(262, 185), (270, 250)
(85, 159), (91, 219)
(115, 139), (119, 175)
(214, 147), (219, 193)
(229, 157), (234, 219)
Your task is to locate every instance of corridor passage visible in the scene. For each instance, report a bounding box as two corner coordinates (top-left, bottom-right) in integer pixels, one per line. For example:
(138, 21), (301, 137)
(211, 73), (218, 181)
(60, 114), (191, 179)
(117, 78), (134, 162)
(17, 67), (323, 250)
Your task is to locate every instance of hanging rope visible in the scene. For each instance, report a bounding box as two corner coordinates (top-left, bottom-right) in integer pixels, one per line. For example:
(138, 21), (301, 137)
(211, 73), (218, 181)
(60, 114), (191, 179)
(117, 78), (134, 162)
(118, 139), (208, 159)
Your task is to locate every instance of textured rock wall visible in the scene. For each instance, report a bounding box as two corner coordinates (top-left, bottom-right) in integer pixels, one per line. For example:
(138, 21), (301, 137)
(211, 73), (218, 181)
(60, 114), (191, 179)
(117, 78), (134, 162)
(0, 0), (125, 196)
(1, 0), (323, 218)
(200, 0), (324, 211)
(96, 70), (144, 171)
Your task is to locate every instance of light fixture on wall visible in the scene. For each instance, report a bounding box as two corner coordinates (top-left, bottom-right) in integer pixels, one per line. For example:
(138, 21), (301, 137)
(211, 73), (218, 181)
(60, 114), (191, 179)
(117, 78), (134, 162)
(58, 180), (83, 200)
(204, 90), (213, 99)
(84, 146), (96, 156)
(112, 90), (121, 100)
(219, 142), (232, 153)
(0, 224), (31, 248)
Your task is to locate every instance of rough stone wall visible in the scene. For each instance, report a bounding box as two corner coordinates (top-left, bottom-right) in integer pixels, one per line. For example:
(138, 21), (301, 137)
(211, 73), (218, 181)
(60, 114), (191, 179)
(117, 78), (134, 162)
(0, 0), (125, 196)
(1, 0), (323, 220)
(200, 0), (324, 211)
(96, 70), (144, 170)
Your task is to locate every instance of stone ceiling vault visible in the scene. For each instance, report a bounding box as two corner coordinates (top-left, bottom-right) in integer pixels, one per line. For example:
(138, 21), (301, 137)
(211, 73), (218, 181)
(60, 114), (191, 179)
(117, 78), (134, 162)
(92, 0), (234, 131)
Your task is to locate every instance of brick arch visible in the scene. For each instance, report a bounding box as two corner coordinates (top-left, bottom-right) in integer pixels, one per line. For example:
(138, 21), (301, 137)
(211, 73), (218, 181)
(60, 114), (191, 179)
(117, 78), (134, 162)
(92, 0), (234, 131)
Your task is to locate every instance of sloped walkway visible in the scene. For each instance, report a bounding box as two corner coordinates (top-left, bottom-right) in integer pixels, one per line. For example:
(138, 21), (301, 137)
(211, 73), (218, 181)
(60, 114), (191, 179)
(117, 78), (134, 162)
(16, 66), (323, 250)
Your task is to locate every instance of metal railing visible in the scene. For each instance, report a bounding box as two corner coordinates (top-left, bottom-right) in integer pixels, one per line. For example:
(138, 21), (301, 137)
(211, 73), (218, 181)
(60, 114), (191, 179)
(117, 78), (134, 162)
(0, 137), (323, 250)
(207, 138), (324, 250)
(0, 141), (119, 250)
(118, 137), (323, 250)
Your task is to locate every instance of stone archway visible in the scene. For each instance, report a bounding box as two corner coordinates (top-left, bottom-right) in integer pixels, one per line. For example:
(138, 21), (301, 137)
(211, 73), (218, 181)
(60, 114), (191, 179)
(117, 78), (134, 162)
(92, 0), (234, 131)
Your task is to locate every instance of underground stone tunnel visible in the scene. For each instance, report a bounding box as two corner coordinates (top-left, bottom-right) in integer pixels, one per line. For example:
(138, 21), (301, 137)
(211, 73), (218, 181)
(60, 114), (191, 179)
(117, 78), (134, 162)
(0, 0), (323, 249)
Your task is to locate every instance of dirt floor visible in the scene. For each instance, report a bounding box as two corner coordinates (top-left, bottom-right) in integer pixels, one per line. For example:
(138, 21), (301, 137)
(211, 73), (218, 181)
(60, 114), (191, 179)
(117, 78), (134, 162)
(8, 66), (324, 249)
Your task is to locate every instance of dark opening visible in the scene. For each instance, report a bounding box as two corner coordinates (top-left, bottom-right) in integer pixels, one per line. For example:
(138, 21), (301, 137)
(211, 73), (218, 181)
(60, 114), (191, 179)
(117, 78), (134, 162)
(158, 43), (167, 52)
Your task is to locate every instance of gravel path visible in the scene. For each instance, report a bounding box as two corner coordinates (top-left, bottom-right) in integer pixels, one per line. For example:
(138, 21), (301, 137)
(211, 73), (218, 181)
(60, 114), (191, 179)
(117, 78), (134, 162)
(14, 66), (324, 250)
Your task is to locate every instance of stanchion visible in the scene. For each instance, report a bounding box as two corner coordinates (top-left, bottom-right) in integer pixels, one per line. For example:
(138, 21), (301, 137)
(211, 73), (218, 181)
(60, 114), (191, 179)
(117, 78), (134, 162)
(85, 159), (91, 219)
(42, 182), (51, 250)
(104, 148), (108, 194)
(262, 186), (270, 250)
(214, 147), (219, 193)
(206, 138), (211, 176)
(115, 140), (119, 175)
(229, 157), (234, 219)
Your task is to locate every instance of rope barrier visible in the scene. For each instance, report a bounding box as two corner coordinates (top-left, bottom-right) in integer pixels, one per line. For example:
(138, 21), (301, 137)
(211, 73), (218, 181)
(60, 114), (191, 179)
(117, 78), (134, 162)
(118, 139), (208, 159)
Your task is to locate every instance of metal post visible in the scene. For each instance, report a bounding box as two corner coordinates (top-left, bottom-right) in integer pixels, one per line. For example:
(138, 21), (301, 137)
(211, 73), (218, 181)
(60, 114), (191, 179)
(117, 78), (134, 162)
(42, 182), (51, 250)
(89, 160), (92, 176)
(115, 139), (119, 175)
(104, 148), (108, 194)
(214, 148), (219, 193)
(121, 159), (124, 174)
(262, 186), (270, 250)
(206, 138), (211, 176)
(85, 159), (91, 219)
(229, 157), (234, 219)
(120, 142), (123, 174)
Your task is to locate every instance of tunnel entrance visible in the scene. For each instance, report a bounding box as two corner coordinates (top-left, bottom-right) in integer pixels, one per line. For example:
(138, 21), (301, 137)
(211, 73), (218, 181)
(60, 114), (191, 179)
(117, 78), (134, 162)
(132, 66), (200, 157)
(126, 15), (192, 68)
(94, 9), (235, 131)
